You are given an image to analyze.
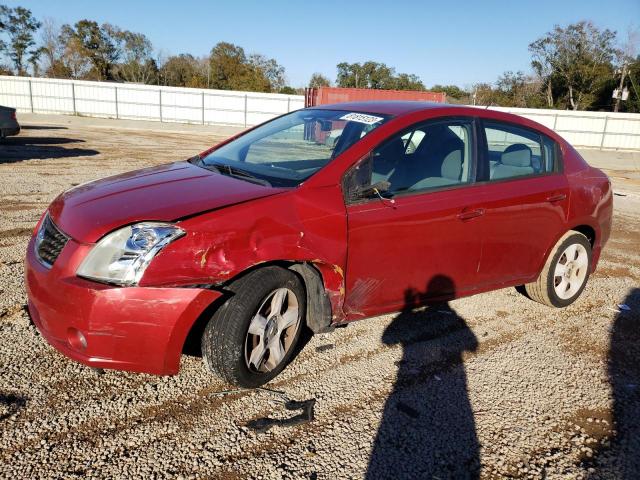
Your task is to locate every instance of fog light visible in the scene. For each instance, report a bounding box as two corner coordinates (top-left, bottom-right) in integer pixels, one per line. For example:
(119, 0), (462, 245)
(67, 328), (87, 351)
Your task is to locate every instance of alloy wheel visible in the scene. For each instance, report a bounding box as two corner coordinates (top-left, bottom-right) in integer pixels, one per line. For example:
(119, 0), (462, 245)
(244, 288), (301, 373)
(553, 243), (589, 300)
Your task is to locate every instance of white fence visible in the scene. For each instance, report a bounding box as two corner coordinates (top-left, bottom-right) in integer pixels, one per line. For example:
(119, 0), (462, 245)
(0, 75), (305, 128)
(1, 75), (639, 150)
(487, 106), (640, 151)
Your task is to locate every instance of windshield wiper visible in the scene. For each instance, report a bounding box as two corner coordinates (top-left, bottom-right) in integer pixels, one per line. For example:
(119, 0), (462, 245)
(204, 162), (272, 187)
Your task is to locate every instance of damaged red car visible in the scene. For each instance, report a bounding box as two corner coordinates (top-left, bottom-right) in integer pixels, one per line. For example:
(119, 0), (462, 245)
(25, 102), (612, 387)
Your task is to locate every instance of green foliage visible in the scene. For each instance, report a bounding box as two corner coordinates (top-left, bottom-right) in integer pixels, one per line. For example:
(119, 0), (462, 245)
(160, 54), (206, 87)
(308, 72), (330, 88)
(495, 71), (547, 108)
(206, 42), (284, 92)
(529, 21), (618, 110)
(336, 61), (425, 90)
(430, 84), (469, 100)
(60, 20), (120, 80)
(394, 73), (425, 91)
(279, 86), (298, 94)
(1, 5), (41, 75)
(0, 5), (8, 53)
(109, 27), (157, 83)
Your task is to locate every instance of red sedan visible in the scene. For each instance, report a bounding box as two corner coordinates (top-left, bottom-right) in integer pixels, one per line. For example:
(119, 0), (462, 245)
(25, 102), (612, 387)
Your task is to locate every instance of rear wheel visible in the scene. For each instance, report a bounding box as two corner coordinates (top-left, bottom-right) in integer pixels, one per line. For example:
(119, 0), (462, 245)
(523, 231), (592, 308)
(201, 266), (305, 387)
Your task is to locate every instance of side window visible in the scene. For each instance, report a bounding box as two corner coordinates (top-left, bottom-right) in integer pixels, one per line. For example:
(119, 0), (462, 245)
(484, 121), (545, 180)
(369, 120), (473, 195)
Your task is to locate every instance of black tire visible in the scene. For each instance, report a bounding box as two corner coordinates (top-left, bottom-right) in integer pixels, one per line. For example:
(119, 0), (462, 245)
(201, 266), (305, 387)
(523, 231), (592, 308)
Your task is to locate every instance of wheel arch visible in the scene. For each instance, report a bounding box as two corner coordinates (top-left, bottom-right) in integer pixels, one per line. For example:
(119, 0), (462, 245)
(179, 259), (341, 358)
(212, 259), (340, 333)
(534, 222), (599, 283)
(569, 224), (596, 248)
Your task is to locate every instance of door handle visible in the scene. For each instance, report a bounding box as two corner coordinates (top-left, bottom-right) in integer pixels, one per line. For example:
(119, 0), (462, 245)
(457, 208), (485, 221)
(546, 193), (567, 203)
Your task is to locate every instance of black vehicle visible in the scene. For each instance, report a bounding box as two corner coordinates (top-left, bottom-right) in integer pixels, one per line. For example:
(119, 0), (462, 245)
(0, 105), (20, 139)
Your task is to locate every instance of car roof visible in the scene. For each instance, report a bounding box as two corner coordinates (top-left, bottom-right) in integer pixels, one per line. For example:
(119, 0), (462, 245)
(309, 100), (564, 143)
(310, 101), (465, 116)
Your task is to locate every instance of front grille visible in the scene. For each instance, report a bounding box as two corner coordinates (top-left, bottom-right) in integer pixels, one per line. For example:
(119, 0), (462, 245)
(35, 215), (69, 267)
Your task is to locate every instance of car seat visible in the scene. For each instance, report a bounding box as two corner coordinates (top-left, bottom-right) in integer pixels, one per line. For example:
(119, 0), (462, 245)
(491, 143), (534, 179)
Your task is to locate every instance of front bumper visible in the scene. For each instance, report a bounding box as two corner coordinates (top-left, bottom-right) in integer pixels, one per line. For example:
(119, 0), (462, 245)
(25, 235), (222, 375)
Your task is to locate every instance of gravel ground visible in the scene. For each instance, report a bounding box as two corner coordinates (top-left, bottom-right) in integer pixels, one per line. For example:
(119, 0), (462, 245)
(1, 117), (639, 479)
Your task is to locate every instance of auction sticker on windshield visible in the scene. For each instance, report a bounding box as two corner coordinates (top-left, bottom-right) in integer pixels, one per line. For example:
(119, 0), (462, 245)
(340, 113), (385, 125)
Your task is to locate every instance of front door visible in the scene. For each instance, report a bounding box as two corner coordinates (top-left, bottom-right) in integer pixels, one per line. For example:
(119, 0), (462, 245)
(343, 118), (484, 319)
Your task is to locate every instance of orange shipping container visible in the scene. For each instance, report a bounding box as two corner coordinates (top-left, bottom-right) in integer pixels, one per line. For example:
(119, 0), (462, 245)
(305, 87), (446, 107)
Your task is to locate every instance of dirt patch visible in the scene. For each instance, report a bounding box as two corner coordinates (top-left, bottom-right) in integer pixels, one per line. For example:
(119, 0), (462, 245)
(0, 228), (32, 239)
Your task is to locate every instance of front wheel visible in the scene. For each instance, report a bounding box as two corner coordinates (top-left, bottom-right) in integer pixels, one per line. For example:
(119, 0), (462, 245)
(201, 266), (305, 387)
(523, 231), (592, 308)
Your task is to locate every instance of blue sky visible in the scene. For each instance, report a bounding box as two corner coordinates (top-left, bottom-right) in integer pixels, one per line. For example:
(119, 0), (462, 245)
(5, 0), (639, 88)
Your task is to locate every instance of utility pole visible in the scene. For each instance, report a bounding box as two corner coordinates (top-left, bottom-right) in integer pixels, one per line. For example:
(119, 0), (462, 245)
(614, 62), (628, 112)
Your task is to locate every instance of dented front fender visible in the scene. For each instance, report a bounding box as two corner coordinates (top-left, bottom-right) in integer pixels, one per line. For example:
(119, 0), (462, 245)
(140, 184), (349, 322)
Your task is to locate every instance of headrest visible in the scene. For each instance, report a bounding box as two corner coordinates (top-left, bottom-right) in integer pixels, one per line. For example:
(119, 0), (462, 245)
(441, 150), (462, 180)
(501, 143), (532, 167)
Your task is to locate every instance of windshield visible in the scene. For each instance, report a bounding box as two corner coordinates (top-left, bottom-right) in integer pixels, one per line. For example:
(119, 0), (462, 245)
(200, 109), (390, 187)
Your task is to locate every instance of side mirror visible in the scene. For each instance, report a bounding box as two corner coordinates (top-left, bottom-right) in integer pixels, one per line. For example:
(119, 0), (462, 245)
(356, 180), (391, 198)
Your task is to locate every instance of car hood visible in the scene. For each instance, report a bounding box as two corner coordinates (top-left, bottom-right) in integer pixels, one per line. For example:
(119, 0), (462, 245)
(48, 161), (285, 242)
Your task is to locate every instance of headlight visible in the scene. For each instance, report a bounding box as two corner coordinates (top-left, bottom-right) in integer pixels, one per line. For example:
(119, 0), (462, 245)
(77, 222), (185, 286)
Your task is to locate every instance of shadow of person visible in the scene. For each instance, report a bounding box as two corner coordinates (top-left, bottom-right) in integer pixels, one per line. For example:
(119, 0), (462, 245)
(366, 275), (480, 479)
(600, 288), (640, 478)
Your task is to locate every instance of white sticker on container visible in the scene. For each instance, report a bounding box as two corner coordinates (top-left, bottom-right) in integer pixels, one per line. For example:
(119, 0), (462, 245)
(340, 113), (385, 125)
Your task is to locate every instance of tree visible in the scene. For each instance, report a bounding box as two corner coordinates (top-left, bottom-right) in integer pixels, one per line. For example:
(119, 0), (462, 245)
(209, 42), (252, 90)
(308, 72), (330, 88)
(59, 34), (93, 79)
(613, 28), (640, 112)
(160, 54), (206, 87)
(27, 46), (45, 76)
(529, 21), (617, 110)
(496, 71), (546, 108)
(530, 41), (556, 107)
(279, 86), (298, 94)
(208, 42), (276, 92)
(393, 72), (425, 91)
(0, 4), (9, 54)
(430, 84), (469, 102)
(471, 83), (501, 106)
(60, 20), (120, 80)
(39, 18), (63, 76)
(626, 56), (640, 113)
(4, 6), (41, 75)
(110, 27), (157, 84)
(336, 61), (424, 90)
(248, 53), (286, 92)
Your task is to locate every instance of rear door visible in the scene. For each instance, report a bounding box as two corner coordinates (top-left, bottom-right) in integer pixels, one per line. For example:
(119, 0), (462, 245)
(475, 119), (569, 287)
(343, 117), (484, 319)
